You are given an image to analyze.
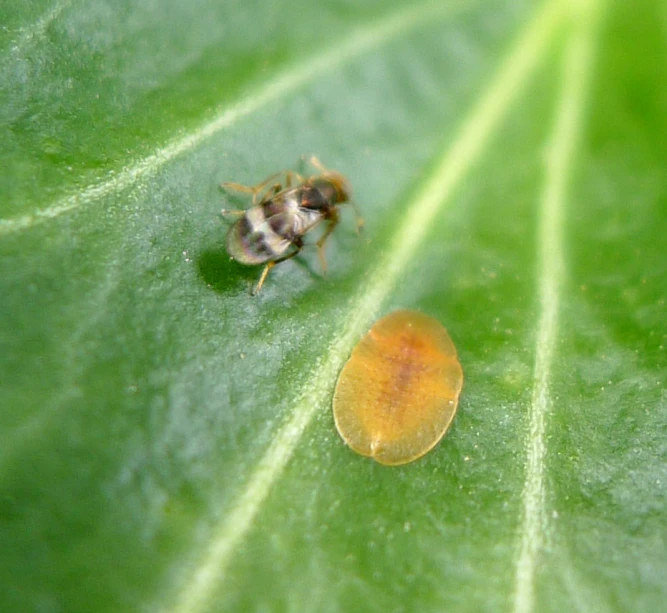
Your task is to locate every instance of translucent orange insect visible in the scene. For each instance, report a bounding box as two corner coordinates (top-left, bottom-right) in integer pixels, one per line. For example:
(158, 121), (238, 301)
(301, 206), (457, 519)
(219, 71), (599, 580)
(333, 310), (463, 466)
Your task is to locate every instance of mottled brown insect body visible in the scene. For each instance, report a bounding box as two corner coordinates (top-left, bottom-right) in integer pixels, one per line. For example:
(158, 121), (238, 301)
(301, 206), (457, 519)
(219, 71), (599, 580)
(222, 157), (360, 294)
(333, 310), (463, 466)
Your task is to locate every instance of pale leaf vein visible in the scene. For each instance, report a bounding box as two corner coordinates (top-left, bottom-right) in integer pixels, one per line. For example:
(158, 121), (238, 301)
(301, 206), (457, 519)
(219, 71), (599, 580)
(513, 1), (603, 612)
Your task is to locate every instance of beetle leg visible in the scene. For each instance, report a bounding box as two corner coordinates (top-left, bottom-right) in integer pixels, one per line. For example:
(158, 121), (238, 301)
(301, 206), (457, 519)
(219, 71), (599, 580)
(316, 213), (340, 276)
(252, 243), (303, 295)
(252, 262), (275, 295)
(220, 208), (246, 217)
(220, 181), (258, 203)
(302, 155), (329, 174)
(222, 171), (286, 205)
(284, 170), (304, 188)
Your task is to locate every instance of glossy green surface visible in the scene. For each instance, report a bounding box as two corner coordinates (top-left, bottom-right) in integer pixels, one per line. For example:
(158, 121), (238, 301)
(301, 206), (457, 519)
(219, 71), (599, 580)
(1, 0), (665, 612)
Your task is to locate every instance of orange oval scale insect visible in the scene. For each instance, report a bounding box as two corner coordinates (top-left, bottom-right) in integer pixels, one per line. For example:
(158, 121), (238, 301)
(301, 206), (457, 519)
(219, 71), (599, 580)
(333, 310), (463, 466)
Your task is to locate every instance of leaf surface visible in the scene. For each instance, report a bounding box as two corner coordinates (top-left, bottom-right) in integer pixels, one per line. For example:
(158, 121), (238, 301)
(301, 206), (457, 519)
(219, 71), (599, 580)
(1, 1), (665, 612)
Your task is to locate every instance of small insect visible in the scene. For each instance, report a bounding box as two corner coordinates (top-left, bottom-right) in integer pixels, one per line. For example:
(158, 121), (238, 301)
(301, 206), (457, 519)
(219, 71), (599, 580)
(222, 156), (362, 294)
(333, 310), (463, 466)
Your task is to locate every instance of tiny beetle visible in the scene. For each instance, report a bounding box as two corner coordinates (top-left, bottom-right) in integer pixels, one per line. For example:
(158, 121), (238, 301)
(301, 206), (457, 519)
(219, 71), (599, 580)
(222, 156), (362, 294)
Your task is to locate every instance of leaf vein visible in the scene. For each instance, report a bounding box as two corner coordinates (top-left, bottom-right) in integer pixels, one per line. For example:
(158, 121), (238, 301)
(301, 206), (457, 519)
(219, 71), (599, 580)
(3, 0), (72, 58)
(0, 0), (468, 237)
(513, 1), (603, 611)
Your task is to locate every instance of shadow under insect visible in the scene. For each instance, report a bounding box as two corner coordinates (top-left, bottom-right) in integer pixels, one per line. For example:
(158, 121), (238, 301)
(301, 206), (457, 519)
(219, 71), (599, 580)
(196, 245), (320, 294)
(197, 248), (253, 293)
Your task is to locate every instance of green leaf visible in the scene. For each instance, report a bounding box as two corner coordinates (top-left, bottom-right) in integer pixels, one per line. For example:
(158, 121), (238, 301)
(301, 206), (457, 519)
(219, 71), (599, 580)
(1, 0), (665, 612)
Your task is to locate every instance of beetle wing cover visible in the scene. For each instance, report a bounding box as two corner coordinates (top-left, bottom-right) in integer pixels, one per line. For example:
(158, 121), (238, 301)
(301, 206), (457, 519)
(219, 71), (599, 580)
(225, 210), (293, 265)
